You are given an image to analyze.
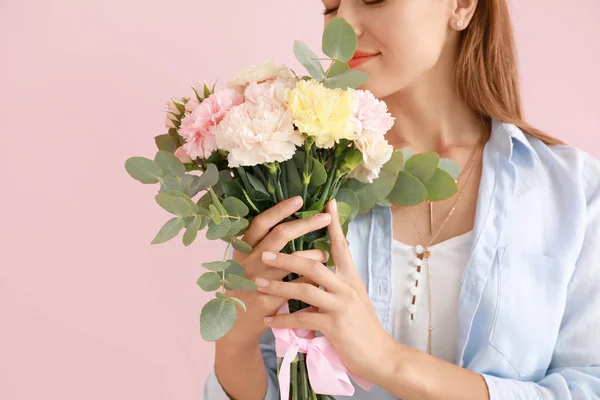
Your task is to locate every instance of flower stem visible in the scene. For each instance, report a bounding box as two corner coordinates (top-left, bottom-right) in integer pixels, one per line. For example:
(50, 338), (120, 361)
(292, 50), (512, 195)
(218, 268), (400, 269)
(291, 357), (299, 400)
(236, 167), (253, 193)
(299, 354), (309, 400)
(280, 162), (289, 200)
(301, 140), (313, 211)
(317, 152), (339, 209)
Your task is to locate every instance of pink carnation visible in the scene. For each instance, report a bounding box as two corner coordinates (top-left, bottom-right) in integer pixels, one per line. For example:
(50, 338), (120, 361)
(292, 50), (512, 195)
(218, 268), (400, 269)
(179, 88), (244, 160)
(353, 90), (395, 135)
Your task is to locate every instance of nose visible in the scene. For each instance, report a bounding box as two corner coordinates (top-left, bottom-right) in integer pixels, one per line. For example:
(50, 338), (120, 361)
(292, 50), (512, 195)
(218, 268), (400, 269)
(334, 3), (362, 37)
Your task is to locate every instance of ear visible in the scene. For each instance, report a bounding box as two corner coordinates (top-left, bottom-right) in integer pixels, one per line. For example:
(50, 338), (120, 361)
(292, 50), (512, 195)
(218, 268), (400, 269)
(451, 0), (479, 31)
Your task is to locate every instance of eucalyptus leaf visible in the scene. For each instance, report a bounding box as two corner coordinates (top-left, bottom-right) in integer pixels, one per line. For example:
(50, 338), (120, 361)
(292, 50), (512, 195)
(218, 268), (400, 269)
(160, 175), (181, 192)
(209, 187), (227, 215)
(438, 158), (461, 181)
(425, 168), (458, 202)
(202, 260), (231, 272)
(227, 218), (249, 237)
(381, 151), (404, 175)
(226, 296), (247, 312)
(180, 174), (202, 198)
(183, 215), (203, 246)
(293, 40), (325, 81)
(164, 190), (197, 211)
(336, 201), (352, 226)
(400, 148), (413, 169)
(326, 60), (349, 78)
(155, 193), (192, 217)
(322, 69), (368, 90)
(155, 134), (178, 153)
(313, 240), (334, 267)
(345, 169), (397, 214)
(209, 204), (221, 224)
(223, 197), (249, 218)
(388, 171), (428, 206)
(151, 217), (185, 244)
(197, 272), (221, 291)
(322, 17), (357, 62)
(334, 188), (359, 222)
(225, 274), (257, 291)
(196, 163), (219, 189)
(200, 298), (237, 341)
(207, 218), (231, 239)
(225, 260), (246, 280)
(404, 152), (439, 183)
(125, 157), (163, 184)
(155, 150), (185, 177)
(232, 238), (252, 254)
(295, 210), (321, 219)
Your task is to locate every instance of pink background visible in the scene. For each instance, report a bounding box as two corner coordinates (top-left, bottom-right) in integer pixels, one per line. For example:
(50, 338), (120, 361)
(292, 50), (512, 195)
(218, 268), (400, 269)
(1, 0), (598, 399)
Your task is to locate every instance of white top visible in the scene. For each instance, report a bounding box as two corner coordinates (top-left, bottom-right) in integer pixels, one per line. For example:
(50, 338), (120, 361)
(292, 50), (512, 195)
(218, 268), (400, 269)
(390, 230), (475, 364)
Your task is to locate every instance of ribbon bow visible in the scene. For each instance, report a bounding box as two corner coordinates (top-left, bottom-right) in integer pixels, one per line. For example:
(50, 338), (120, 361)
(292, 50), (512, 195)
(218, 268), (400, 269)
(270, 303), (374, 400)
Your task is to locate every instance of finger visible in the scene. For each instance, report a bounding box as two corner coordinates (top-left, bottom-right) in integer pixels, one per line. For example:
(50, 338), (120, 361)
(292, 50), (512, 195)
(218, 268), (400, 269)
(260, 252), (346, 293)
(262, 249), (330, 281)
(326, 199), (354, 274)
(253, 276), (318, 311)
(256, 212), (332, 252)
(254, 277), (338, 311)
(242, 196), (304, 247)
(263, 310), (329, 332)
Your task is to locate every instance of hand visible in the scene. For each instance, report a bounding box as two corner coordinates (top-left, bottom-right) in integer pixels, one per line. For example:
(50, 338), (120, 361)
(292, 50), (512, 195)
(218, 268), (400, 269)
(254, 199), (400, 386)
(219, 195), (333, 347)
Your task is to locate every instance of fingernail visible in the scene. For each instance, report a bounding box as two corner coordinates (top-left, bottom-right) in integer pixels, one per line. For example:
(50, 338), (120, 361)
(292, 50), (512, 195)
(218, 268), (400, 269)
(290, 196), (303, 207)
(316, 213), (332, 223)
(331, 199), (337, 213)
(262, 251), (277, 261)
(264, 317), (274, 325)
(255, 278), (270, 287)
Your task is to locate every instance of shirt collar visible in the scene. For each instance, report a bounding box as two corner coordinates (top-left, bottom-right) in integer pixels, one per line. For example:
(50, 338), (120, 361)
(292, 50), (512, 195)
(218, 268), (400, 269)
(491, 118), (542, 166)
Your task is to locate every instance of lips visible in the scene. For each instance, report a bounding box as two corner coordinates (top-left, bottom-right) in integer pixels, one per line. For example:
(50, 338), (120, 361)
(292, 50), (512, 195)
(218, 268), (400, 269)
(348, 51), (380, 68)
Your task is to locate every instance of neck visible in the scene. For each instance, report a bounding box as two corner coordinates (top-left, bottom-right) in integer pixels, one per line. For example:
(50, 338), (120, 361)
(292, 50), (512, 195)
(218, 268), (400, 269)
(380, 51), (486, 154)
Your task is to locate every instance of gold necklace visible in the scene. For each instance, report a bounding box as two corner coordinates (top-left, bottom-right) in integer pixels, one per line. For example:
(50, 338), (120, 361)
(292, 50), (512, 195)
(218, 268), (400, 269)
(406, 129), (488, 355)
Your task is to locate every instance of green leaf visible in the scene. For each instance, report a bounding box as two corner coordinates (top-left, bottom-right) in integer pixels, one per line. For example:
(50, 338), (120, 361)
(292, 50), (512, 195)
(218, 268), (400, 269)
(197, 163), (220, 189)
(231, 238), (252, 254)
(155, 150), (185, 177)
(160, 175), (181, 192)
(345, 169), (397, 214)
(155, 134), (179, 153)
(227, 218), (249, 237)
(200, 298), (237, 341)
(223, 197), (249, 218)
(225, 274), (257, 291)
(183, 215), (203, 246)
(295, 210), (321, 219)
(381, 150), (404, 175)
(388, 171), (428, 206)
(295, 153), (328, 188)
(322, 69), (368, 90)
(209, 204), (221, 224)
(155, 193), (192, 216)
(207, 218), (231, 239)
(209, 187), (227, 215)
(400, 148), (413, 169)
(204, 82), (212, 99)
(125, 157), (163, 184)
(326, 60), (349, 78)
(197, 272), (221, 291)
(313, 240), (334, 267)
(151, 217), (185, 244)
(246, 173), (268, 194)
(164, 190), (197, 211)
(293, 40), (325, 81)
(334, 188), (359, 222)
(425, 168), (458, 202)
(202, 260), (231, 272)
(377, 198), (393, 207)
(336, 201), (352, 226)
(225, 260), (246, 280)
(438, 158), (461, 181)
(284, 159), (303, 197)
(226, 296), (247, 312)
(404, 152), (439, 183)
(322, 17), (357, 63)
(180, 174), (202, 198)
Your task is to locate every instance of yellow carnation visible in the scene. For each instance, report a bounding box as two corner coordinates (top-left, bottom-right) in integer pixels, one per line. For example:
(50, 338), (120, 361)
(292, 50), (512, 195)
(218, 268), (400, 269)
(284, 80), (359, 149)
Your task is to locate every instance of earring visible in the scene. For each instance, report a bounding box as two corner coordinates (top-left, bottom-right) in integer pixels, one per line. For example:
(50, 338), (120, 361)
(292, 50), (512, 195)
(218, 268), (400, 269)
(457, 20), (464, 28)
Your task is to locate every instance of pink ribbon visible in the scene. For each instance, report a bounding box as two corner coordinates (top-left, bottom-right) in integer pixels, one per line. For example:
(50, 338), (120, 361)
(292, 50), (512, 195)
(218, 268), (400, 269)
(270, 303), (374, 400)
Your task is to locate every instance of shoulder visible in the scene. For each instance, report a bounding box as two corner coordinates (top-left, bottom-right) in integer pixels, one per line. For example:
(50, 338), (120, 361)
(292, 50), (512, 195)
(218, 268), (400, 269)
(524, 132), (600, 201)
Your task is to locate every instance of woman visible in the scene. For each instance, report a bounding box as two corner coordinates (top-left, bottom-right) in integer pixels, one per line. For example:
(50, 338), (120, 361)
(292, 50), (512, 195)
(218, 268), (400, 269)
(204, 0), (600, 399)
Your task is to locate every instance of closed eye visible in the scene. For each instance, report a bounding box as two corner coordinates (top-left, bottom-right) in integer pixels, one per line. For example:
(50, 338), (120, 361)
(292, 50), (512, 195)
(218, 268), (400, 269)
(322, 0), (387, 16)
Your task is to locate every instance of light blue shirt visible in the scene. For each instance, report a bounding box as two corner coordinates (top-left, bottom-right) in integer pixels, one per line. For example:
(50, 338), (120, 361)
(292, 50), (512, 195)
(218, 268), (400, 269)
(204, 119), (600, 399)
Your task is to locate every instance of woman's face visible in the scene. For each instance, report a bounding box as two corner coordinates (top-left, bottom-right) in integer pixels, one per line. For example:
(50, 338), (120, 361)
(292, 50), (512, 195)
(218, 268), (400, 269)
(322, 0), (457, 99)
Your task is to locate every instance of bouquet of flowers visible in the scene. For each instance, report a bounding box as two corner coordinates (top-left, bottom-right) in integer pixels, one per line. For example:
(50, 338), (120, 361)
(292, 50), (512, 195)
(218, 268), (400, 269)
(125, 17), (460, 400)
